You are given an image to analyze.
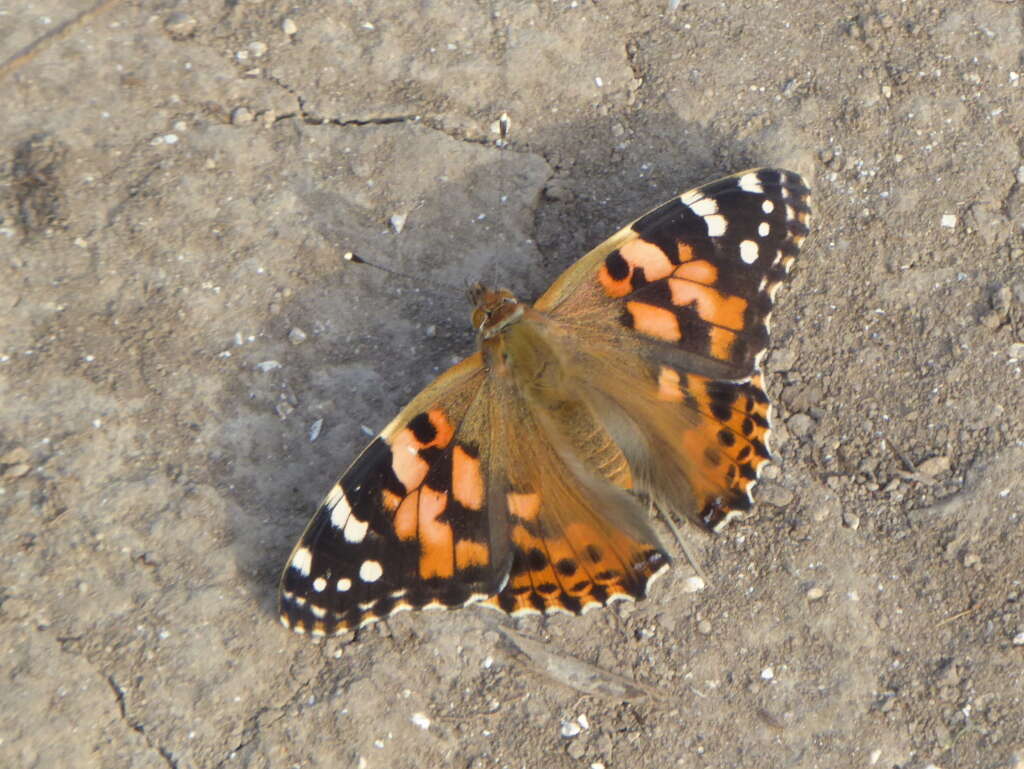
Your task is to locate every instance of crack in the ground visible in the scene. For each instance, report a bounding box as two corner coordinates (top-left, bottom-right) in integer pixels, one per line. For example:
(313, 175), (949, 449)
(212, 672), (317, 769)
(107, 675), (179, 769)
(259, 73), (521, 150)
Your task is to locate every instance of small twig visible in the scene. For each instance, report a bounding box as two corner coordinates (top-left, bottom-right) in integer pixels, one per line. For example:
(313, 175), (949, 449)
(883, 431), (917, 473)
(937, 603), (982, 627)
(0, 0), (125, 81)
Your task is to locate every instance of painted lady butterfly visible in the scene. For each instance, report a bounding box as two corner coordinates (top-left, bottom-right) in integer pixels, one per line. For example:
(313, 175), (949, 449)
(279, 168), (810, 636)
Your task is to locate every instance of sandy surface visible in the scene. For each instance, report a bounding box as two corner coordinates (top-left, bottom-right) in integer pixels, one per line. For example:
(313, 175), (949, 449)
(2, 1), (1023, 768)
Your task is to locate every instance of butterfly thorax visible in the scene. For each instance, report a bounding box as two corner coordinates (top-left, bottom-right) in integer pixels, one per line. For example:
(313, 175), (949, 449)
(468, 283), (574, 407)
(469, 283), (524, 339)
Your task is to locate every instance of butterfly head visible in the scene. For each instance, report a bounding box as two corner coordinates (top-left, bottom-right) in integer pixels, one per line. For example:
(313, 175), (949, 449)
(468, 283), (524, 339)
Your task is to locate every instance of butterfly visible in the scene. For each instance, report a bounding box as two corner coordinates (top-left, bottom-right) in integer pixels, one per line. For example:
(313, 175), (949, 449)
(279, 168), (810, 636)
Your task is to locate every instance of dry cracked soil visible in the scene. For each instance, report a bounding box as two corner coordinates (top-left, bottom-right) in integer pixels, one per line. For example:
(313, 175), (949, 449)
(2, 1), (1024, 768)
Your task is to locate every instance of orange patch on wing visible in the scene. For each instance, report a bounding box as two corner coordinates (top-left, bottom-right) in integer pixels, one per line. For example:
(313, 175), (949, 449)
(509, 525), (564, 610)
(562, 523), (640, 599)
(455, 540), (489, 570)
(667, 279), (748, 331)
(419, 485), (454, 578)
(381, 488), (402, 513)
(657, 366), (684, 402)
(394, 490), (419, 540)
(452, 445), (484, 510)
(599, 239), (677, 299)
(626, 301), (682, 342)
(673, 259), (717, 284)
(598, 263), (632, 298)
(675, 241), (695, 263)
(426, 409), (455, 448)
(390, 430), (429, 491)
(620, 239), (675, 280)
(507, 492), (541, 521)
(708, 326), (736, 361)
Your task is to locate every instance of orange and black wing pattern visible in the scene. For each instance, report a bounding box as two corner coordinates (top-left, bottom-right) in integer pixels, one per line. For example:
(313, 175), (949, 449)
(278, 356), (512, 636)
(537, 168), (811, 529)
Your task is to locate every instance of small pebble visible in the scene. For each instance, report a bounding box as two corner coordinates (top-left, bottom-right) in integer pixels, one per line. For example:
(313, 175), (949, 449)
(560, 720), (581, 738)
(275, 402), (294, 419)
(761, 667), (774, 680)
(410, 712), (430, 730)
(0, 447), (30, 464)
(4, 463), (31, 479)
(1011, 631), (1024, 646)
(164, 12), (197, 39)
(917, 456), (951, 477)
(681, 576), (706, 593)
(697, 619), (712, 635)
(288, 327), (307, 345)
(841, 510), (861, 530)
(1009, 343), (1024, 360)
(567, 741), (585, 759)
(963, 552), (980, 568)
(309, 418), (323, 443)
(256, 360), (282, 372)
(249, 41), (268, 58)
(282, 18), (297, 36)
(758, 482), (794, 507)
(390, 213), (407, 233)
(231, 107), (255, 126)
(806, 586), (826, 601)
(941, 214), (957, 229)
(787, 413), (815, 438)
(869, 749), (882, 765)
(770, 348), (798, 372)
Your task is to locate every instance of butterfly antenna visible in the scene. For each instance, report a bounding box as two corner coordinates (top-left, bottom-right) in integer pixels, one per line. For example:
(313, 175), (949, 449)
(342, 251), (464, 294)
(487, 111), (512, 288)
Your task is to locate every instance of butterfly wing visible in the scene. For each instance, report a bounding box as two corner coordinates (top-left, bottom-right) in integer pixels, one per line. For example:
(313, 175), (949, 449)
(478, 365), (670, 617)
(280, 352), (671, 635)
(534, 168), (811, 530)
(279, 168), (809, 636)
(279, 354), (512, 636)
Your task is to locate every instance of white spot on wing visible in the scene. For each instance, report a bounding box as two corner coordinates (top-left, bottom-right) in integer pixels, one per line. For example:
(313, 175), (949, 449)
(738, 172), (763, 193)
(343, 515), (369, 543)
(337, 577), (352, 592)
(680, 189), (703, 205)
(359, 559), (383, 582)
(312, 576), (327, 592)
(327, 486), (351, 527)
(758, 221), (770, 237)
(290, 547), (313, 576)
(740, 240), (760, 264)
(689, 197), (719, 217)
(762, 199), (775, 214)
(705, 214), (727, 237)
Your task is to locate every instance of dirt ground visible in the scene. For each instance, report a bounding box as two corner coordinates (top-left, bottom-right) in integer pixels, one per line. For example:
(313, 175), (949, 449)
(2, 1), (1023, 768)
